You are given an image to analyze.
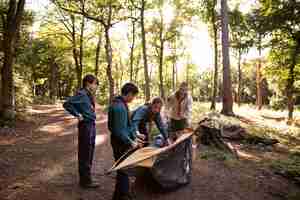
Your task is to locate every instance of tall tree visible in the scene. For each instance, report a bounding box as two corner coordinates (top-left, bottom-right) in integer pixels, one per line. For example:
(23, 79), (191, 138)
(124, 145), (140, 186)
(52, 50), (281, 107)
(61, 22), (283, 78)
(255, 0), (300, 121)
(229, 7), (252, 106)
(94, 27), (102, 77)
(256, 34), (263, 109)
(158, 1), (165, 99)
(53, 0), (126, 103)
(199, 0), (220, 110)
(140, 0), (151, 101)
(52, 0), (87, 90)
(220, 0), (234, 115)
(248, 7), (272, 110)
(128, 2), (139, 82)
(1, 0), (26, 119)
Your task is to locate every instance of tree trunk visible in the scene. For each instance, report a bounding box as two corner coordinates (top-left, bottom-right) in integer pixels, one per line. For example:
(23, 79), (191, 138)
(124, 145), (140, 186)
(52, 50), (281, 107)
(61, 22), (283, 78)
(1, 0), (26, 119)
(186, 64), (189, 84)
(141, 0), (150, 102)
(210, 0), (218, 110)
(172, 62), (176, 91)
(134, 53), (141, 83)
(70, 15), (82, 90)
(105, 5), (114, 103)
(95, 29), (102, 77)
(78, 14), (85, 86)
(49, 61), (58, 102)
(256, 35), (263, 110)
(220, 0), (234, 116)
(237, 48), (242, 106)
(66, 65), (73, 96)
(158, 9), (165, 100)
(130, 19), (136, 82)
(286, 39), (300, 122)
(172, 40), (177, 92)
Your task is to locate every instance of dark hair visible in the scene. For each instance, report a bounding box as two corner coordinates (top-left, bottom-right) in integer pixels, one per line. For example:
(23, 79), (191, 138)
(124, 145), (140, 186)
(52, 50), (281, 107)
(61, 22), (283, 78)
(82, 74), (98, 88)
(121, 82), (139, 96)
(151, 97), (164, 105)
(179, 81), (188, 88)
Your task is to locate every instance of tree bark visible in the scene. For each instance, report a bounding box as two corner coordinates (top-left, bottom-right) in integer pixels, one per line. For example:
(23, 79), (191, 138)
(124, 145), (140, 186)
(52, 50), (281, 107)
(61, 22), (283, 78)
(70, 15), (81, 90)
(141, 0), (150, 102)
(256, 35), (263, 110)
(1, 0), (26, 119)
(105, 4), (114, 103)
(130, 18), (136, 82)
(237, 48), (242, 106)
(220, 0), (234, 116)
(172, 40), (177, 92)
(286, 38), (300, 122)
(95, 29), (102, 77)
(158, 8), (165, 100)
(49, 60), (58, 102)
(210, 0), (218, 110)
(79, 15), (85, 83)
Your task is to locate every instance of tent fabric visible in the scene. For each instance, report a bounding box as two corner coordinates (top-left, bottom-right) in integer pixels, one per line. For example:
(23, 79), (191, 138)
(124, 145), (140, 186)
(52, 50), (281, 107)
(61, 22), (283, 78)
(107, 129), (194, 190)
(151, 138), (192, 189)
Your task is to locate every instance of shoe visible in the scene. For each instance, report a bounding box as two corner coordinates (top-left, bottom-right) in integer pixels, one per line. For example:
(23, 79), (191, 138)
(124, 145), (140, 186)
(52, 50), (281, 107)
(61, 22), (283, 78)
(113, 192), (134, 200)
(119, 193), (134, 200)
(79, 182), (99, 189)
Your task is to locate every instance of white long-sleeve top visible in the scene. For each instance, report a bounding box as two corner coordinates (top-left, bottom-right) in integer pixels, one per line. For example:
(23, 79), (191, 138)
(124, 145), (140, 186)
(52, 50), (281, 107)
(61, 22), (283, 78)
(165, 92), (193, 125)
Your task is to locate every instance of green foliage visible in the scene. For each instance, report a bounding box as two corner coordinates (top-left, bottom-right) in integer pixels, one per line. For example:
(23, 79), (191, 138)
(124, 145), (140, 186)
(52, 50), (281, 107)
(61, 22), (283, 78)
(229, 6), (253, 53)
(199, 148), (235, 162)
(271, 151), (300, 184)
(269, 95), (286, 110)
(15, 72), (33, 109)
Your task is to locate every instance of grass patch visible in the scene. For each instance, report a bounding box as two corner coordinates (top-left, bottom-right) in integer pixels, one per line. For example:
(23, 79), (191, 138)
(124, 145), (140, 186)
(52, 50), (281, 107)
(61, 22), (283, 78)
(271, 151), (300, 183)
(199, 148), (235, 161)
(0, 118), (15, 128)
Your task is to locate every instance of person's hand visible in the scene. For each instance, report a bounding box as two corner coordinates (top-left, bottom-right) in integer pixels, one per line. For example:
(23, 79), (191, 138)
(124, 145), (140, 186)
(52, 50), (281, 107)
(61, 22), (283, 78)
(136, 132), (146, 140)
(167, 138), (172, 145)
(131, 141), (139, 149)
(166, 138), (172, 146)
(77, 114), (84, 122)
(136, 137), (146, 148)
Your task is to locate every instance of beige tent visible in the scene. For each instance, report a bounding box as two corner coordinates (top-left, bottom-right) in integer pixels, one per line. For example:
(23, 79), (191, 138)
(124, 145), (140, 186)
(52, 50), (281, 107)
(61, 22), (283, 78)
(107, 128), (194, 173)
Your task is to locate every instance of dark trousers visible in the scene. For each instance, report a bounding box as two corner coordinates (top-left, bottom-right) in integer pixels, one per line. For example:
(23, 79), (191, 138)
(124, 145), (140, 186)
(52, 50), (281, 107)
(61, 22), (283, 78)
(138, 123), (149, 146)
(111, 135), (131, 196)
(78, 120), (96, 184)
(169, 118), (188, 132)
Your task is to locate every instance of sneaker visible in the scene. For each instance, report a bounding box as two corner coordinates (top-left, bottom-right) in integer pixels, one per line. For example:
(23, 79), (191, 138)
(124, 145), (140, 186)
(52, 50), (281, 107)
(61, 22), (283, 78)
(79, 182), (99, 189)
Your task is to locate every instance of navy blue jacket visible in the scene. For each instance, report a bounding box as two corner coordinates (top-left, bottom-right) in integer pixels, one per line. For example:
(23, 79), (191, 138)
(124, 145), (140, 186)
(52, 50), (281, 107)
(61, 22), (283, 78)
(108, 96), (135, 145)
(63, 88), (96, 122)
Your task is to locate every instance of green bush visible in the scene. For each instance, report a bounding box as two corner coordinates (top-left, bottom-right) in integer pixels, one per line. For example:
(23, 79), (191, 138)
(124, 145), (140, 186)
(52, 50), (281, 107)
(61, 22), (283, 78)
(271, 151), (300, 183)
(269, 95), (287, 110)
(15, 73), (33, 109)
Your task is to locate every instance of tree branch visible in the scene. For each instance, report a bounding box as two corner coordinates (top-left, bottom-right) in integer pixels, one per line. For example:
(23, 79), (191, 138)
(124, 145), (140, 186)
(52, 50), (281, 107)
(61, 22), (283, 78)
(51, 0), (107, 26)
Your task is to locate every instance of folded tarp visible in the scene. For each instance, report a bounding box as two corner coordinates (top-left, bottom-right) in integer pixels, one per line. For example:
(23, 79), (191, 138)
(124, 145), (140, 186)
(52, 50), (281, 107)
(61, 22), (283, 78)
(107, 128), (194, 189)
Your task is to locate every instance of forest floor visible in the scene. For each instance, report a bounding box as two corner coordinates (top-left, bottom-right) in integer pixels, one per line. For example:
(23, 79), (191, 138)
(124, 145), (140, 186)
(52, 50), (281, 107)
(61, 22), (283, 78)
(0, 103), (300, 200)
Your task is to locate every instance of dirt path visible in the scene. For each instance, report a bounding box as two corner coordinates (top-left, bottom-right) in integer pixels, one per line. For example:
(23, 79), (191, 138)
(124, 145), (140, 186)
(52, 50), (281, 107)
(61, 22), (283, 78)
(0, 105), (299, 200)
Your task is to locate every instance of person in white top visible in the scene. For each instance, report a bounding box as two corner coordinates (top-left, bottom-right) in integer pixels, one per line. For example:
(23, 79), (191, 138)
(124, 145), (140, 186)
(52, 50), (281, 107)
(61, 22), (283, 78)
(166, 82), (193, 132)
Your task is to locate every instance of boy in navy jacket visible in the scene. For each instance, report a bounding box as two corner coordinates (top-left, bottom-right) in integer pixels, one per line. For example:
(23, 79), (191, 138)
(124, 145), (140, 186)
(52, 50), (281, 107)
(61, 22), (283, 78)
(63, 74), (99, 189)
(108, 83), (140, 200)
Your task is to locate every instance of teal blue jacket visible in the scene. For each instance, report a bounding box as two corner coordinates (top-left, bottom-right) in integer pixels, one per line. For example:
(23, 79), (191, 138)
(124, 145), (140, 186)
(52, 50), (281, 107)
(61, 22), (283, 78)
(131, 105), (168, 140)
(108, 96), (135, 145)
(63, 88), (96, 122)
